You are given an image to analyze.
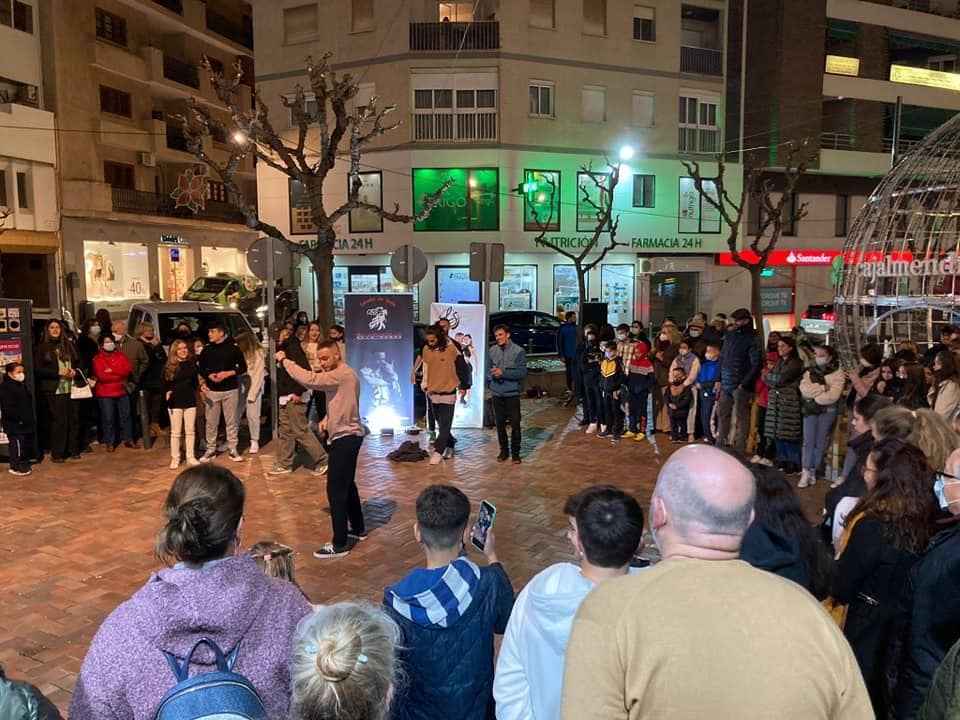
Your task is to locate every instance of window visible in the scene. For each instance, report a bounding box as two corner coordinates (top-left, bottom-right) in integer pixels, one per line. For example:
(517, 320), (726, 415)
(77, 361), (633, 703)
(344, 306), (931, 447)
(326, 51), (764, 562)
(678, 177), (720, 234)
(103, 161), (135, 190)
(436, 266), (481, 304)
(289, 179), (316, 235)
(530, 0), (554, 29)
(633, 174), (654, 208)
(835, 194), (849, 237)
(928, 55), (957, 73)
(581, 85), (606, 123)
(348, 171), (383, 233)
(288, 93), (318, 126)
(15, 171), (27, 209)
(413, 168), (499, 231)
(633, 5), (654, 41)
(2, 1), (32, 33)
(412, 74), (498, 142)
(583, 0), (606, 35)
(577, 171), (610, 231)
(99, 85), (132, 118)
(355, 82), (376, 110)
(95, 8), (127, 45)
(554, 265), (584, 309)
(529, 82), (553, 117)
(678, 94), (719, 153)
(632, 91), (654, 127)
(0, 169), (6, 207)
(499, 266), (537, 310)
(351, 0), (374, 32)
(283, 4), (318, 43)
(523, 169), (560, 231)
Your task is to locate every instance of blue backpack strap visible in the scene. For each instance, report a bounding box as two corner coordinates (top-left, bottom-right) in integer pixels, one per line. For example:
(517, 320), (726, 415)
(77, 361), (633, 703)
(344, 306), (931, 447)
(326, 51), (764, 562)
(163, 638), (232, 682)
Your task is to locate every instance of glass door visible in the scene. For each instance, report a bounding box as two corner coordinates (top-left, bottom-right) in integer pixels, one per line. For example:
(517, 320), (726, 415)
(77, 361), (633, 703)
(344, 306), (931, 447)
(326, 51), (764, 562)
(649, 272), (698, 326)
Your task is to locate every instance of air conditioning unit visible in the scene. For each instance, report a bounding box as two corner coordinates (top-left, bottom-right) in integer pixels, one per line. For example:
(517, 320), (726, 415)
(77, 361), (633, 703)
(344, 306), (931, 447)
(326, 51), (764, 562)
(139, 152), (156, 167)
(638, 258), (656, 275)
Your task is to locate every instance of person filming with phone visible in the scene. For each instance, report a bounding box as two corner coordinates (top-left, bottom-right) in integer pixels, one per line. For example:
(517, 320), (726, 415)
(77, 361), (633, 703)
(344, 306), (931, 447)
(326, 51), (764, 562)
(383, 486), (514, 720)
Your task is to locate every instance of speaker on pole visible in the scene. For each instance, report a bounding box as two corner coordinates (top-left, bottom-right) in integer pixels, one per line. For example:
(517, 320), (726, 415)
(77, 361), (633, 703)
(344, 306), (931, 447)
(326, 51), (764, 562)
(581, 302), (608, 328)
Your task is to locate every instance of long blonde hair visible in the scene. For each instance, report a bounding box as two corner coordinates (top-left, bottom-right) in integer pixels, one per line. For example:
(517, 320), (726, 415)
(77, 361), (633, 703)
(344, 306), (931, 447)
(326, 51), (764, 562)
(236, 330), (263, 366)
(163, 339), (192, 382)
(874, 406), (960, 472)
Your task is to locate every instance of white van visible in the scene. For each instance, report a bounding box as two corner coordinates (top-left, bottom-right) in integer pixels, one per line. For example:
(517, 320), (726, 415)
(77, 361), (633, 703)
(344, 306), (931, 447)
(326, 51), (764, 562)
(126, 301), (256, 349)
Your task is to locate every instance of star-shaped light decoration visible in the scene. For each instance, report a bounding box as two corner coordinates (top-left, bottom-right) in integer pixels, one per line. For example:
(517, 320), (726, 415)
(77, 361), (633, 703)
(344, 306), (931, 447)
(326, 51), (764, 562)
(170, 168), (209, 214)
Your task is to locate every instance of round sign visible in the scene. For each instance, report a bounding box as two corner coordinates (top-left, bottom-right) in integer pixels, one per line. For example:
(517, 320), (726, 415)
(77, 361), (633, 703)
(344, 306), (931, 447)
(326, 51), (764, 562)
(390, 244), (428, 285)
(246, 237), (291, 281)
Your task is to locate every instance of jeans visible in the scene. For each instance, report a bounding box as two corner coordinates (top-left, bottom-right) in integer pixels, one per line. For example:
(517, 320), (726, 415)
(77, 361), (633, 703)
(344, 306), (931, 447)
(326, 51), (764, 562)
(699, 388), (717, 444)
(717, 387), (754, 452)
(99, 395), (133, 446)
(802, 410), (837, 474)
(327, 434), (365, 549)
(277, 401), (327, 470)
(204, 388), (239, 453)
(492, 395), (521, 458)
(432, 399), (456, 454)
(627, 374), (650, 434)
(582, 380), (602, 424)
(775, 438), (801, 465)
(685, 388), (698, 437)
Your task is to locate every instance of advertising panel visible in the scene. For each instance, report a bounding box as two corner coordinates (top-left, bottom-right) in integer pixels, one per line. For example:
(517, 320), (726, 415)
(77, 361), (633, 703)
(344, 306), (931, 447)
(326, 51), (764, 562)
(430, 303), (486, 429)
(343, 293), (414, 432)
(83, 241), (150, 303)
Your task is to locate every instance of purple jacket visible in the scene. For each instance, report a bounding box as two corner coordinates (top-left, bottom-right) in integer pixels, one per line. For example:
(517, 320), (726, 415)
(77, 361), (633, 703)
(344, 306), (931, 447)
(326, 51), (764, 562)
(69, 554), (311, 720)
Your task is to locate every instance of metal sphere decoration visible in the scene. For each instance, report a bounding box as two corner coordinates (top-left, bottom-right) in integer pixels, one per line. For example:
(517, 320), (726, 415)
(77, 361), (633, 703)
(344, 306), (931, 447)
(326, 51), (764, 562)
(834, 112), (960, 368)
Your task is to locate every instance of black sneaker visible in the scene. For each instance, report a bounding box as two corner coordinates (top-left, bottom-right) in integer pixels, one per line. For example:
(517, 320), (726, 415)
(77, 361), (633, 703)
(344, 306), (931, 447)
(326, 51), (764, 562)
(313, 543), (350, 559)
(512, 456), (522, 464)
(496, 452), (509, 462)
(348, 531), (369, 542)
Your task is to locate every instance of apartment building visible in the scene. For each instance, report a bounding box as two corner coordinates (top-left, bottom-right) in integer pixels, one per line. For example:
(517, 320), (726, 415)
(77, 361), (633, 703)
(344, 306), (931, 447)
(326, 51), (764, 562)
(0, 0), (60, 310)
(40, 0), (259, 319)
(254, 0), (743, 325)
(736, 0), (960, 329)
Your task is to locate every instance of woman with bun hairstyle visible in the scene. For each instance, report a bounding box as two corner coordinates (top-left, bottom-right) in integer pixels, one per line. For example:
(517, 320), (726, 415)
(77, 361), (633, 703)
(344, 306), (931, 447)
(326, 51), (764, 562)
(69, 466), (312, 720)
(289, 603), (401, 720)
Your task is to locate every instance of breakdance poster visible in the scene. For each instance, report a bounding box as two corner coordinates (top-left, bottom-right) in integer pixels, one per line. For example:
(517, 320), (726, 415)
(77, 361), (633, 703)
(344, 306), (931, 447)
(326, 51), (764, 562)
(430, 302), (486, 429)
(344, 293), (414, 433)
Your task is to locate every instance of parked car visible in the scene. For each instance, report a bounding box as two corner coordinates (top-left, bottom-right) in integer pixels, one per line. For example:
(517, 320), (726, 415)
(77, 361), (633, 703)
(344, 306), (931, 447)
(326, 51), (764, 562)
(488, 310), (561, 356)
(800, 302), (835, 338)
(126, 301), (256, 349)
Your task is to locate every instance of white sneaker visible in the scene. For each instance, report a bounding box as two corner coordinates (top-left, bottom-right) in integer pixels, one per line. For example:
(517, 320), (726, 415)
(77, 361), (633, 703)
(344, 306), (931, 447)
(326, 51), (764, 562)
(749, 454), (762, 463)
(310, 463), (328, 476)
(249, 441), (259, 454)
(199, 450), (216, 463)
(585, 423), (597, 434)
(830, 476), (845, 489)
(186, 457), (200, 467)
(429, 451), (443, 465)
(798, 470), (813, 489)
(228, 450), (244, 462)
(442, 447), (454, 459)
(169, 459), (180, 470)
(267, 466), (293, 475)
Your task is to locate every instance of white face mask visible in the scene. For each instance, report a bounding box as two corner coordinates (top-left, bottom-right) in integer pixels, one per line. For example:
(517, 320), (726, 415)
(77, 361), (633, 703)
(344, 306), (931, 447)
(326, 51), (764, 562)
(103, 342), (115, 352)
(112, 332), (123, 341)
(10, 373), (24, 382)
(616, 333), (627, 341)
(679, 348), (689, 356)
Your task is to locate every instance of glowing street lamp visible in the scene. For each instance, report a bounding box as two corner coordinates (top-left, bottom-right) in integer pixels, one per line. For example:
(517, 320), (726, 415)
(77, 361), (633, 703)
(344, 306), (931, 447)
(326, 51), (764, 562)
(619, 145), (635, 162)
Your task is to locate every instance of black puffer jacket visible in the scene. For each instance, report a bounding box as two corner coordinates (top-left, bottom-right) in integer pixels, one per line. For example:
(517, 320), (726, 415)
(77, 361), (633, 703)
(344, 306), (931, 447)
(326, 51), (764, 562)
(0, 672), (63, 720)
(764, 354), (804, 442)
(894, 520), (960, 720)
(719, 323), (762, 393)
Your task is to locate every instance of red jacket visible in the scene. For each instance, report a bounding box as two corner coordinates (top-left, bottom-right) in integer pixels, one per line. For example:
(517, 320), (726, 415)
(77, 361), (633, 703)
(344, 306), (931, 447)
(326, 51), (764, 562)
(92, 350), (132, 398)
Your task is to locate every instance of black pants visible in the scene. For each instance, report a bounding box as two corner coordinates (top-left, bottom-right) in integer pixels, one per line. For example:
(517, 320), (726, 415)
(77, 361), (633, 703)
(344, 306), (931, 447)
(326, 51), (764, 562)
(602, 391), (623, 436)
(432, 401), (457, 454)
(142, 388), (167, 428)
(327, 434), (365, 550)
(492, 395), (521, 458)
(46, 393), (79, 460)
(562, 358), (573, 391)
(77, 397), (98, 449)
(8, 432), (33, 472)
(582, 380), (602, 424)
(671, 413), (689, 441)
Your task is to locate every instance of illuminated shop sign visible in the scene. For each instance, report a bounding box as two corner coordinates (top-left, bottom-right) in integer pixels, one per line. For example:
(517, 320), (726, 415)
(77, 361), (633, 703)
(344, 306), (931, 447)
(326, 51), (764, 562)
(889, 64), (960, 92)
(825, 55), (860, 76)
(858, 253), (955, 282)
(717, 250), (915, 267)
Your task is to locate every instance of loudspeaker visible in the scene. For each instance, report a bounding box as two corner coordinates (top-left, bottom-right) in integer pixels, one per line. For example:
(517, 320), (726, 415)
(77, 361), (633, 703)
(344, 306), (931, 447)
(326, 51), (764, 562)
(78, 300), (95, 325)
(581, 302), (608, 328)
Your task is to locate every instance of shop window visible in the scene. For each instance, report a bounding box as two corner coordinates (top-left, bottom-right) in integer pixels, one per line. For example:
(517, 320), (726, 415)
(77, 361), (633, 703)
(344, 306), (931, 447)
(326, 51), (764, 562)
(583, 0), (606, 35)
(84, 240), (150, 303)
(678, 176), (720, 234)
(553, 265), (584, 313)
(835, 194), (849, 237)
(95, 7), (127, 46)
(576, 171), (610, 232)
(413, 168), (499, 232)
(530, 0), (554, 28)
(632, 174), (655, 208)
(500, 265), (537, 310)
(15, 171), (27, 209)
(601, 264), (634, 325)
(436, 266), (481, 303)
(523, 169), (560, 231)
(104, 161), (135, 189)
(633, 5), (654, 41)
(283, 4), (318, 43)
(348, 171), (383, 233)
(100, 85), (132, 118)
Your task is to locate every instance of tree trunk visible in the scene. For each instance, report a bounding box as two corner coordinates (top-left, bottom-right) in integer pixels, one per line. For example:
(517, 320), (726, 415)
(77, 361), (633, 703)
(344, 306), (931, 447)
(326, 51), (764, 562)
(749, 265), (764, 333)
(576, 262), (587, 329)
(307, 239), (335, 330)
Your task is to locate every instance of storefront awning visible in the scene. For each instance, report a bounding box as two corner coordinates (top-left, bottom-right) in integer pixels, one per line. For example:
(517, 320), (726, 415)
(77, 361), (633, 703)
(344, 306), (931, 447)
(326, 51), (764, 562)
(0, 230), (60, 254)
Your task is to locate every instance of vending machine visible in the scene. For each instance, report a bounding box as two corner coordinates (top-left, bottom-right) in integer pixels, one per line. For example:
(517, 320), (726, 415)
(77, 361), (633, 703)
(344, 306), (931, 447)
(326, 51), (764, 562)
(0, 299), (35, 458)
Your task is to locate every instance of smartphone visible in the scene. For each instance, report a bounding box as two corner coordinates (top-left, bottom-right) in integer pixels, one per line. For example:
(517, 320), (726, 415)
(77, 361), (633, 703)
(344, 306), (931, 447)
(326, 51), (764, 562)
(471, 500), (497, 552)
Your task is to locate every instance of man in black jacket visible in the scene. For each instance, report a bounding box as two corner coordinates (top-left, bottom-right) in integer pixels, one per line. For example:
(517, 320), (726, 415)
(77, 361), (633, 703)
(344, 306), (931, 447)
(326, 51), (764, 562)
(716, 308), (763, 453)
(267, 325), (328, 476)
(197, 321), (246, 462)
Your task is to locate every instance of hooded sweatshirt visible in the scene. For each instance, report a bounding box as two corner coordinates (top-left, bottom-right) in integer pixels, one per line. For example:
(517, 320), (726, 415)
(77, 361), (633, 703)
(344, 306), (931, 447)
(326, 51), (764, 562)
(69, 554), (311, 720)
(383, 558), (514, 720)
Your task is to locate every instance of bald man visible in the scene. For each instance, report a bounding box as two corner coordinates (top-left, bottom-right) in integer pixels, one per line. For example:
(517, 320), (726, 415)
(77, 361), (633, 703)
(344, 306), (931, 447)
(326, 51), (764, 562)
(561, 445), (873, 720)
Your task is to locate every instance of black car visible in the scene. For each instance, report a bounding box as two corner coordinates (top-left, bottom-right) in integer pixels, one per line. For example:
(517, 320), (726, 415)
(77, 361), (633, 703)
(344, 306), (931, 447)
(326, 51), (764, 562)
(488, 311), (561, 356)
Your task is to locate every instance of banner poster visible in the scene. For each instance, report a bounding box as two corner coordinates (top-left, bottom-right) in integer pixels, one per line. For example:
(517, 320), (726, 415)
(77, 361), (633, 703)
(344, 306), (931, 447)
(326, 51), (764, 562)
(430, 303), (487, 429)
(344, 293), (414, 433)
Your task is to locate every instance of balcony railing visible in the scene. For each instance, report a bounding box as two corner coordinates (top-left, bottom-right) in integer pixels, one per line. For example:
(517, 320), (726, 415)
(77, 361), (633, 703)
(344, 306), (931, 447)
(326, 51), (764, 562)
(112, 187), (246, 224)
(680, 46), (723, 76)
(413, 111), (498, 142)
(883, 136), (923, 154)
(820, 132), (925, 154)
(821, 131), (854, 150)
(162, 54), (199, 89)
(678, 127), (720, 154)
(410, 21), (499, 51)
(206, 10), (254, 50)
(153, 0), (183, 13)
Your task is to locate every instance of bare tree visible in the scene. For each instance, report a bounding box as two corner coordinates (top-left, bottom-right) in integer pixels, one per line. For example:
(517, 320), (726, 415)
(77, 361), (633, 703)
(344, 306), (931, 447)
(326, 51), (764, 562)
(0, 207), (10, 295)
(681, 142), (811, 328)
(531, 162), (624, 323)
(178, 53), (452, 329)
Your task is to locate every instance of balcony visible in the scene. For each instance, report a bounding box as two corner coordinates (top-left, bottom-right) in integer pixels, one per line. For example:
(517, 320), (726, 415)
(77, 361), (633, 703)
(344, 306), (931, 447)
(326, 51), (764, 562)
(409, 22), (499, 51)
(678, 127), (721, 154)
(166, 124), (189, 152)
(152, 0), (183, 14)
(680, 46), (723, 76)
(206, 9), (254, 50)
(111, 187), (246, 224)
(412, 110), (498, 142)
(162, 54), (199, 89)
(821, 131), (854, 150)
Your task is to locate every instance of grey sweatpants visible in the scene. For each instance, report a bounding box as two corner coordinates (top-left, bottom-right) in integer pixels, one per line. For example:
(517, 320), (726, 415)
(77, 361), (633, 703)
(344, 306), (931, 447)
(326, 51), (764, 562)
(204, 388), (239, 452)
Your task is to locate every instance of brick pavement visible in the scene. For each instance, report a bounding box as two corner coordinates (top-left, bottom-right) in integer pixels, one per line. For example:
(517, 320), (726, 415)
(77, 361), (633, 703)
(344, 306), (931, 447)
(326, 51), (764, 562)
(0, 398), (829, 713)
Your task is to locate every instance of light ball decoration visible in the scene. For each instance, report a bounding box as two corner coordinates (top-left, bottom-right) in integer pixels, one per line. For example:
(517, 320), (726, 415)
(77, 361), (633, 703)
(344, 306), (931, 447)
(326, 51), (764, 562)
(834, 113), (960, 368)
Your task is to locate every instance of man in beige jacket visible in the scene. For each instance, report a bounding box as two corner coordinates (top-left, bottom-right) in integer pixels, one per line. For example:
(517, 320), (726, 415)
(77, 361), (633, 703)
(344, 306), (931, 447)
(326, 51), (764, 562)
(562, 445), (873, 720)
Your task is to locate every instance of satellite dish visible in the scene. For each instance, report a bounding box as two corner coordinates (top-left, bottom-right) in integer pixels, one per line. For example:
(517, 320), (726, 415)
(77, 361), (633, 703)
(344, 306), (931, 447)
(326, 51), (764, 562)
(390, 244), (428, 285)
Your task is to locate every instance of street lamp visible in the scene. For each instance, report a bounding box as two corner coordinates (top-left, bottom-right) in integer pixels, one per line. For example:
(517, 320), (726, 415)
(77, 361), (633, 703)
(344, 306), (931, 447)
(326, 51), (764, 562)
(619, 145), (635, 162)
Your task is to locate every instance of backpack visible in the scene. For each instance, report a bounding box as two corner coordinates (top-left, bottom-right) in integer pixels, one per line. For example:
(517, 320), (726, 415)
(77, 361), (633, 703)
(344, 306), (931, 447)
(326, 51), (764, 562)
(154, 638), (267, 720)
